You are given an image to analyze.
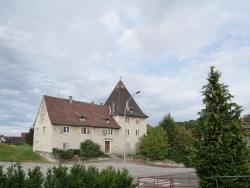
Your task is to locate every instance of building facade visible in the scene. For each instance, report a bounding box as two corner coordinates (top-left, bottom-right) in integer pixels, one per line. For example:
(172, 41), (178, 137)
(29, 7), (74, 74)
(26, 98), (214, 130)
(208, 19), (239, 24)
(33, 81), (148, 160)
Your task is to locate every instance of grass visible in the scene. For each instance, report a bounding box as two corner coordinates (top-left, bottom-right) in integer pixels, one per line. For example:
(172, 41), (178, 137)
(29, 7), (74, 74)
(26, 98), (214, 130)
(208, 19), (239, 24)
(0, 143), (46, 162)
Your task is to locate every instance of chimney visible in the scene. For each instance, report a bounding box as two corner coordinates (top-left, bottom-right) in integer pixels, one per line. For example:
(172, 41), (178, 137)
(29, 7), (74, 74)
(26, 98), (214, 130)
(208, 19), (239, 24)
(91, 101), (94, 104)
(100, 103), (103, 105)
(69, 96), (73, 103)
(21, 132), (27, 138)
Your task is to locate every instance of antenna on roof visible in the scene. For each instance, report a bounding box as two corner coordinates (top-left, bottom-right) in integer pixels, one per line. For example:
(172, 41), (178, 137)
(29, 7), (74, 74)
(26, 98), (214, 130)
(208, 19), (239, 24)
(120, 76), (121, 80)
(58, 87), (65, 98)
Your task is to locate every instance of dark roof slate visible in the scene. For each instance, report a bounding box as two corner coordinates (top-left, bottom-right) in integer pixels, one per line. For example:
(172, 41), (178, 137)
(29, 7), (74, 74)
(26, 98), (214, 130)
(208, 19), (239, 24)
(44, 96), (120, 129)
(104, 80), (148, 118)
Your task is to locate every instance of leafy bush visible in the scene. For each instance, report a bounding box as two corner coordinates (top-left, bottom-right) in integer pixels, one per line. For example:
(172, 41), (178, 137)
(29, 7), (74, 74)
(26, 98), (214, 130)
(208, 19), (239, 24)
(80, 140), (102, 158)
(52, 148), (74, 159)
(73, 149), (80, 156)
(61, 149), (74, 159)
(52, 148), (61, 153)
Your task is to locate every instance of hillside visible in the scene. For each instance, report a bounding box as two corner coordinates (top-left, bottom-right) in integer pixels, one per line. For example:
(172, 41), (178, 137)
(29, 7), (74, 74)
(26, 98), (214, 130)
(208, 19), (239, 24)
(0, 143), (46, 162)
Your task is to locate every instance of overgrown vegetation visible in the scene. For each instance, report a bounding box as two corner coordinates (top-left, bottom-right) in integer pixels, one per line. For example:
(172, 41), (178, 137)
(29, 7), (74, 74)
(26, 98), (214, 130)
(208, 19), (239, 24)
(0, 163), (135, 188)
(0, 143), (45, 162)
(191, 66), (250, 187)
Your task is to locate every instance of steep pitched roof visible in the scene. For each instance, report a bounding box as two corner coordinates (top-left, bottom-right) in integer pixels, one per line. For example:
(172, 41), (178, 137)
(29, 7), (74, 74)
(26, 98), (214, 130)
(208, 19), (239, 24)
(104, 80), (148, 118)
(44, 96), (120, 129)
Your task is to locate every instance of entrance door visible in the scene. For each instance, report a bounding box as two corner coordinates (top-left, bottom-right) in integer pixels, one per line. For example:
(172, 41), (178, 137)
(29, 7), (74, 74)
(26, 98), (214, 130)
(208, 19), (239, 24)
(105, 141), (110, 153)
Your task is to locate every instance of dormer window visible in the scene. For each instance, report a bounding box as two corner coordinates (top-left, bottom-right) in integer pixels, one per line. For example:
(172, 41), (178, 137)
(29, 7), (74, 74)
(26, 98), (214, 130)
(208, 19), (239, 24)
(76, 112), (86, 121)
(102, 116), (110, 123)
(79, 116), (85, 121)
(129, 106), (134, 113)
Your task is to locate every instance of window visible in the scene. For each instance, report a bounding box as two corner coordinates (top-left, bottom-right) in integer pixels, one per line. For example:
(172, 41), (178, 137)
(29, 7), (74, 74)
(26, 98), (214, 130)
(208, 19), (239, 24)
(126, 142), (130, 149)
(76, 112), (86, 121)
(126, 129), (130, 136)
(79, 116), (85, 121)
(107, 129), (113, 135)
(43, 127), (46, 134)
(103, 129), (113, 136)
(61, 126), (70, 134)
(136, 118), (140, 124)
(126, 117), (129, 123)
(129, 107), (134, 113)
(63, 142), (70, 150)
(136, 130), (140, 137)
(81, 127), (90, 135)
(102, 116), (110, 123)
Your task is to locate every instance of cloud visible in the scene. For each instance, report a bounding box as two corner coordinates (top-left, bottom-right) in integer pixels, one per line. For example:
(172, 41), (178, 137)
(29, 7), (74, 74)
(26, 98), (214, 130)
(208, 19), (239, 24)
(0, 0), (250, 136)
(101, 11), (120, 32)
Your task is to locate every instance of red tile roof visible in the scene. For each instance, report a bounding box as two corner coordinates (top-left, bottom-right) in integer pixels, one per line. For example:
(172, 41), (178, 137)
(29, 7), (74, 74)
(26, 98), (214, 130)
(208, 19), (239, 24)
(44, 95), (120, 129)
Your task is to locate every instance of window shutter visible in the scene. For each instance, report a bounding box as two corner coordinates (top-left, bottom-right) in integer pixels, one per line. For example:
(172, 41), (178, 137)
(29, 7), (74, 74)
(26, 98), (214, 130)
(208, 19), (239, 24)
(60, 126), (63, 134)
(87, 128), (90, 135)
(103, 129), (107, 136)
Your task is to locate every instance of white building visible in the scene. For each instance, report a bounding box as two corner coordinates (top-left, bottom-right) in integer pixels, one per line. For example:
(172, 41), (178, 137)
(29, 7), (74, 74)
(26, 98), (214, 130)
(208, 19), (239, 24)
(33, 80), (148, 161)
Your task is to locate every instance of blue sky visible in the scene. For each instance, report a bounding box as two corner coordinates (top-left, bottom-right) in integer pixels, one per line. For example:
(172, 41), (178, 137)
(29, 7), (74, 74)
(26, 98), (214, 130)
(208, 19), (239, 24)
(1, 0), (250, 136)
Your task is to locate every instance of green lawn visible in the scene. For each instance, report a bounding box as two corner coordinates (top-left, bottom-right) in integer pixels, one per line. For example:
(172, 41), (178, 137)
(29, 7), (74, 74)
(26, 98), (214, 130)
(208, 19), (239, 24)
(0, 143), (46, 162)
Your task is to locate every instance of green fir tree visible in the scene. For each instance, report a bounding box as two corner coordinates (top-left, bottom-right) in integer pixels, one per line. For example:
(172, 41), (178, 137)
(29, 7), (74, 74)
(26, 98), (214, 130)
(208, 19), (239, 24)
(191, 66), (250, 187)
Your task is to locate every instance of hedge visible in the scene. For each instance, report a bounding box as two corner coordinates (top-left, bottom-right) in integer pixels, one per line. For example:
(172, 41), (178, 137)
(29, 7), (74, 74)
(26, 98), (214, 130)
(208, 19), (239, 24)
(0, 163), (135, 188)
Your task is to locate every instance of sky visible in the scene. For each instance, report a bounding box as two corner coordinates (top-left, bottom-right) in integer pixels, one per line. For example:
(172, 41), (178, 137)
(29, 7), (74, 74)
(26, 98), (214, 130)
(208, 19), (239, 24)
(0, 0), (250, 136)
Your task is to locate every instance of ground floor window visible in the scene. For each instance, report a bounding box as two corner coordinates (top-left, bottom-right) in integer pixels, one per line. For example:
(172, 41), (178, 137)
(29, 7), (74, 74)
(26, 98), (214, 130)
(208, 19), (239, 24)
(63, 142), (70, 150)
(126, 142), (130, 149)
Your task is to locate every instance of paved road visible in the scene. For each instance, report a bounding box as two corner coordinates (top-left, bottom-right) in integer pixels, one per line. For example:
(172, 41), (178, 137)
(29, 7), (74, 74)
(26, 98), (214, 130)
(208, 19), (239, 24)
(0, 160), (195, 179)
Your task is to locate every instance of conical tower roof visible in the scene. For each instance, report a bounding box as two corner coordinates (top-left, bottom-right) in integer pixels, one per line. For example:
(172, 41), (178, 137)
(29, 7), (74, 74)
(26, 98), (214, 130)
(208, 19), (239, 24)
(104, 80), (148, 118)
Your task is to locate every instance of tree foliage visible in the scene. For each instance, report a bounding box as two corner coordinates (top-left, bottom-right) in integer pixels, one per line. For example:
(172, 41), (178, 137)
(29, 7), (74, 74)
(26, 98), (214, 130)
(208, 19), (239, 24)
(174, 125), (193, 166)
(158, 113), (193, 165)
(25, 127), (34, 145)
(176, 119), (198, 130)
(139, 126), (168, 160)
(191, 66), (250, 187)
(158, 113), (176, 158)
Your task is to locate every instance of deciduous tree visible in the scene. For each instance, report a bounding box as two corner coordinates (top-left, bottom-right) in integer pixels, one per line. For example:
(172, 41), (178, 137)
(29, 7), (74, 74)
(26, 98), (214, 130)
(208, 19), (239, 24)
(26, 127), (34, 145)
(139, 126), (168, 160)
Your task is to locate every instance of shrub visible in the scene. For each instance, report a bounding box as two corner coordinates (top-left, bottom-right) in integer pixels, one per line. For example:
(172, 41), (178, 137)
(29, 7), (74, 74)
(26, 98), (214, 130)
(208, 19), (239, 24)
(80, 140), (102, 158)
(52, 148), (74, 159)
(0, 165), (6, 187)
(73, 149), (80, 156)
(5, 163), (26, 188)
(25, 166), (44, 188)
(52, 148), (62, 154)
(0, 163), (135, 187)
(68, 164), (87, 187)
(61, 149), (74, 159)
